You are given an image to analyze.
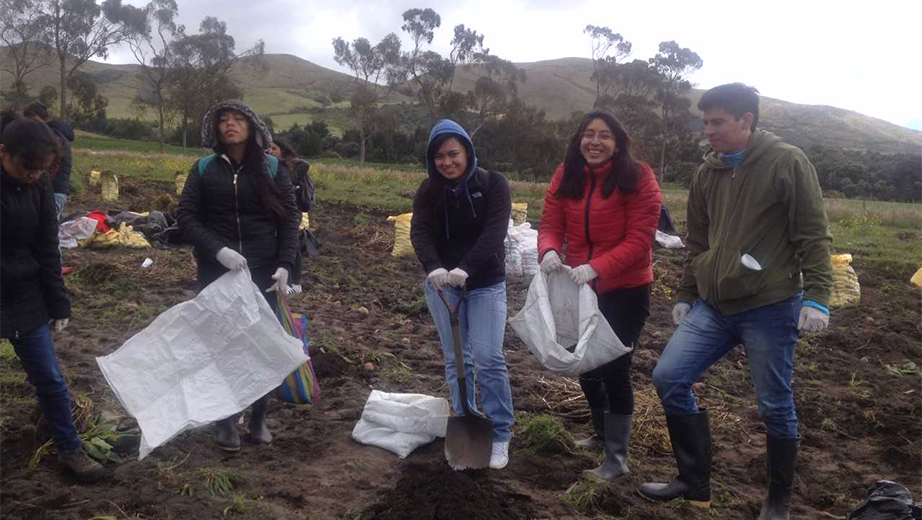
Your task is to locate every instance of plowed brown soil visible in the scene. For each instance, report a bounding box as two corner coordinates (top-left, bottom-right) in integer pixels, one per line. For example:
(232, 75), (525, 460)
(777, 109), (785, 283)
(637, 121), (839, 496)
(1, 178), (919, 519)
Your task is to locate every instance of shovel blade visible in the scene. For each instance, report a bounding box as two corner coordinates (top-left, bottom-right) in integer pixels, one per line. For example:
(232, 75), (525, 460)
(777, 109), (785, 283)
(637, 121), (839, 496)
(444, 415), (494, 470)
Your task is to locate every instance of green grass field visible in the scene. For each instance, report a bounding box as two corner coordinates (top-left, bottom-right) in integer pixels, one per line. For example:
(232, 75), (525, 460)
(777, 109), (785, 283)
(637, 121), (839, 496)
(69, 141), (922, 278)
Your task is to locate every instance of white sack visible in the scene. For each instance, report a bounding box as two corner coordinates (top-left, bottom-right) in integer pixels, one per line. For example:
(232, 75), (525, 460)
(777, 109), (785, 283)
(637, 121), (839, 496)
(97, 269), (307, 460)
(505, 220), (539, 277)
(58, 217), (98, 249)
(509, 269), (632, 377)
(352, 390), (450, 458)
(655, 230), (685, 249)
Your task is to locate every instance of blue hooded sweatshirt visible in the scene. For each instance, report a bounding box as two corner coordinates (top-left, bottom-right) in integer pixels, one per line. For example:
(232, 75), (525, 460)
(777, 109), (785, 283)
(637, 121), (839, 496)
(426, 119), (479, 232)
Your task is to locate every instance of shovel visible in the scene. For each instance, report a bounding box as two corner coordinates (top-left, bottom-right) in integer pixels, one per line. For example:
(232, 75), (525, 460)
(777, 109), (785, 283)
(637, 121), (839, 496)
(438, 288), (494, 470)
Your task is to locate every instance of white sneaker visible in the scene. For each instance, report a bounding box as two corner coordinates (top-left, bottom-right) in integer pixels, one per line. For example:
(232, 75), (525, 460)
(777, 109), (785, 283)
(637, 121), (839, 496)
(489, 441), (509, 469)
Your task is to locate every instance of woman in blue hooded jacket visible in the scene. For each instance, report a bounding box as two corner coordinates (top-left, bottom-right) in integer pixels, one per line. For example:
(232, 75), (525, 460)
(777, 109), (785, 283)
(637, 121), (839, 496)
(410, 119), (514, 470)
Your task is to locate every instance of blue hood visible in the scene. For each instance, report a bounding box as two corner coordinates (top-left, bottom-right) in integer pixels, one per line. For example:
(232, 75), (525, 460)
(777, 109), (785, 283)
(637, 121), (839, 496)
(47, 120), (75, 142)
(426, 120), (480, 237)
(426, 119), (478, 184)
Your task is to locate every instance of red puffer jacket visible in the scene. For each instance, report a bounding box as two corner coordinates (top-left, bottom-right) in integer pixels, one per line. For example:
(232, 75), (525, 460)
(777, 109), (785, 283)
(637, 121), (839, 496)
(538, 160), (662, 293)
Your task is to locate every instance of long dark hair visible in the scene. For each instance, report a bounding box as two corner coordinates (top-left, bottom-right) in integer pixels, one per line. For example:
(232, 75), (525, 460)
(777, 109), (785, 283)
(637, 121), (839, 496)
(555, 111), (640, 199)
(214, 111), (286, 219)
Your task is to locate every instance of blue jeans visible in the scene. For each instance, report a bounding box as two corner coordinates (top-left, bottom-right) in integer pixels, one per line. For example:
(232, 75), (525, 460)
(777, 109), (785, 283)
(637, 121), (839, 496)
(53, 193), (68, 220)
(652, 296), (802, 438)
(11, 324), (82, 452)
(425, 281), (514, 442)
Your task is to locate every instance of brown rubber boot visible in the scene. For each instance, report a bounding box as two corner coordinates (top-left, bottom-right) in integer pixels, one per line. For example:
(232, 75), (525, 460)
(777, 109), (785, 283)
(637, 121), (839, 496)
(60, 449), (105, 483)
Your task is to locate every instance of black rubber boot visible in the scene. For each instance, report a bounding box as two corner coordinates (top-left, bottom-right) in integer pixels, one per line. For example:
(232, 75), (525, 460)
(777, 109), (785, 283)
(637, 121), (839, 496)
(575, 407), (606, 451)
(583, 412), (631, 480)
(248, 395), (272, 445)
(758, 436), (799, 520)
(638, 410), (711, 508)
(215, 416), (240, 452)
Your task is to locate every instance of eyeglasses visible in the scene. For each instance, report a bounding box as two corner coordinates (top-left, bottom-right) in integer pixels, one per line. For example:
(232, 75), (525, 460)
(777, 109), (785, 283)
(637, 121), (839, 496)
(581, 132), (614, 142)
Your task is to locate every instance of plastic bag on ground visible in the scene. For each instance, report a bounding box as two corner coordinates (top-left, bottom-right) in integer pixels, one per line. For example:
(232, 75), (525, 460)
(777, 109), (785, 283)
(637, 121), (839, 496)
(509, 269), (632, 377)
(655, 230), (685, 249)
(58, 217), (98, 249)
(387, 213), (414, 258)
(352, 390), (450, 458)
(846, 480), (921, 520)
(80, 222), (152, 249)
(96, 269), (307, 460)
(829, 253), (861, 308)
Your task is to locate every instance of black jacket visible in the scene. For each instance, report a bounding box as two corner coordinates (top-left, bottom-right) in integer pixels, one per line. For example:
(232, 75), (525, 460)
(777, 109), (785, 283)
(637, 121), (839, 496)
(1, 168), (70, 339)
(411, 167), (510, 290)
(177, 154), (300, 284)
(47, 120), (74, 195)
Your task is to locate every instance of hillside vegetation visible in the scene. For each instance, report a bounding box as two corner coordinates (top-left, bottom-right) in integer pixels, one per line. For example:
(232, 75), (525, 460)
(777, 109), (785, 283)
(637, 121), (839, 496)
(3, 50), (919, 154)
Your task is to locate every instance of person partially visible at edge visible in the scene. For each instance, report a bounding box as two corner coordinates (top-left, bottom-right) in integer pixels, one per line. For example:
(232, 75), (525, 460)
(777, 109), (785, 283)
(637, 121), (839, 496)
(638, 83), (834, 519)
(269, 138), (312, 294)
(23, 102), (74, 219)
(176, 100), (300, 452)
(410, 119), (515, 470)
(0, 111), (104, 483)
(536, 110), (662, 482)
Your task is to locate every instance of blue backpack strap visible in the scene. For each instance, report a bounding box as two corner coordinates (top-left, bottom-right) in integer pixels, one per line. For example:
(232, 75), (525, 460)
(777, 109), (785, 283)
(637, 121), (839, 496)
(197, 153), (277, 178)
(197, 154), (216, 176)
(264, 154), (278, 179)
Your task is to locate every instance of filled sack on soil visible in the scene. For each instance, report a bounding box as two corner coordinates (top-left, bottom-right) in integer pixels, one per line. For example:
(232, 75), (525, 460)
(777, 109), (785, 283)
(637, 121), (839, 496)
(352, 390), (450, 459)
(387, 213), (414, 258)
(509, 269), (632, 377)
(96, 269), (307, 460)
(511, 202), (528, 226)
(655, 230), (684, 249)
(505, 220), (539, 277)
(846, 480), (922, 520)
(829, 253), (861, 308)
(911, 267), (922, 288)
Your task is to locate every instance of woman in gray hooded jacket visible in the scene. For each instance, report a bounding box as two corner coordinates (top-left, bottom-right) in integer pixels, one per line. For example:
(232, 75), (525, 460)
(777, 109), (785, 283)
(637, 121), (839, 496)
(177, 100), (299, 451)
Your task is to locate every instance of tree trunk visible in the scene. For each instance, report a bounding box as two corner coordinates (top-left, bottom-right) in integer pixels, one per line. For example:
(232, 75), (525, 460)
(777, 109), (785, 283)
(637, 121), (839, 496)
(359, 125), (366, 163)
(157, 100), (165, 153)
(658, 102), (668, 182)
(58, 53), (67, 119)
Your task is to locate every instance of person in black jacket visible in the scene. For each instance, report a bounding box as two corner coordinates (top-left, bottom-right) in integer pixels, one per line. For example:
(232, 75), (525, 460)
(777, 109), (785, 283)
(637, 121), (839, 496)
(24, 102), (74, 218)
(268, 138), (314, 293)
(410, 119), (514, 470)
(0, 112), (104, 483)
(177, 100), (299, 451)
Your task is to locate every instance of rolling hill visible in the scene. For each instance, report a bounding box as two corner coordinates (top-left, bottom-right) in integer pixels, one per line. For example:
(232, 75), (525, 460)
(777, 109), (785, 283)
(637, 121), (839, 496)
(2, 50), (919, 153)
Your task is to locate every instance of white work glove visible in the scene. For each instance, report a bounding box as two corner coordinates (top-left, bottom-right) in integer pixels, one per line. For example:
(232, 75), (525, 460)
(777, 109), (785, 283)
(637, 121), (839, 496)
(53, 318), (69, 333)
(569, 264), (598, 285)
(428, 268), (450, 290)
(798, 305), (829, 333)
(216, 247), (247, 270)
(540, 250), (563, 273)
(266, 267), (289, 294)
(672, 302), (691, 326)
(447, 268), (468, 288)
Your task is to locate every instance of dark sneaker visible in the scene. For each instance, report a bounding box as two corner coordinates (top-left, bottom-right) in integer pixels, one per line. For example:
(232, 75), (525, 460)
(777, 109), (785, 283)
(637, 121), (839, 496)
(60, 449), (104, 483)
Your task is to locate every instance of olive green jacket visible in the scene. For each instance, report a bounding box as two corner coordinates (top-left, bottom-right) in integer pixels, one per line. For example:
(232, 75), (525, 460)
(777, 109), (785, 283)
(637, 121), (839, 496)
(677, 130), (834, 315)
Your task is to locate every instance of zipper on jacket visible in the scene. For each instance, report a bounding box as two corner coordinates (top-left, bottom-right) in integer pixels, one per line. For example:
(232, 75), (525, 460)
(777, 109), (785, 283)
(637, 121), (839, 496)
(233, 167), (243, 254)
(711, 166), (740, 313)
(584, 172), (597, 261)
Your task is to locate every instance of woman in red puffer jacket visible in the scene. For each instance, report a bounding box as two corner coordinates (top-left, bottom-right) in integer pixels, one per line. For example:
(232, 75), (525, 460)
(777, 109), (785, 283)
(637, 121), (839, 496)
(537, 110), (661, 481)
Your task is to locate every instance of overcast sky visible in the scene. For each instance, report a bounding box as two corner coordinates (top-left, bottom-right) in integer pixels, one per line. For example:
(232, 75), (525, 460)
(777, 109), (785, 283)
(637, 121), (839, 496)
(105, 0), (922, 131)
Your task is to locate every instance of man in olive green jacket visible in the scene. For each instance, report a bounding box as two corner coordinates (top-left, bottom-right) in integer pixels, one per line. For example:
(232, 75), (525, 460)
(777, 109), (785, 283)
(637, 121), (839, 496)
(639, 84), (833, 520)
